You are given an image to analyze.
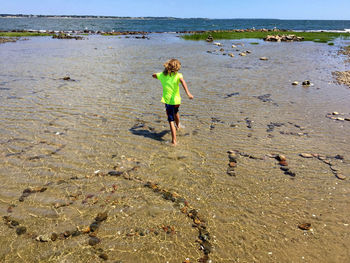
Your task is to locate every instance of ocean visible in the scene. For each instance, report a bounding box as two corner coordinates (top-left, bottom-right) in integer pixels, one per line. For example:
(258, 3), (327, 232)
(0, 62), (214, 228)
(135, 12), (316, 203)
(0, 17), (350, 32)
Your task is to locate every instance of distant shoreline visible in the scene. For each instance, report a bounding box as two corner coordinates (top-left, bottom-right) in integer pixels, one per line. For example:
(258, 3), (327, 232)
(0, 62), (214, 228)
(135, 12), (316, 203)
(0, 14), (180, 20)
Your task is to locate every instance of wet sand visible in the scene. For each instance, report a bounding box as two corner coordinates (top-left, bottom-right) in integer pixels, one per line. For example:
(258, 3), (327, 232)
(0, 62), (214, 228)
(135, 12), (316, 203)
(0, 34), (350, 262)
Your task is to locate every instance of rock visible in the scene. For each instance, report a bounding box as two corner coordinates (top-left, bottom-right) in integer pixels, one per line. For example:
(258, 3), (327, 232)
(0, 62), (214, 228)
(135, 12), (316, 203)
(279, 160), (288, 166)
(300, 153), (313, 158)
(89, 222), (100, 232)
(260, 57), (268, 60)
(332, 112), (339, 115)
(345, 118), (350, 121)
(302, 80), (311, 86)
(214, 42), (222, 46)
(63, 76), (70, 81)
(228, 53), (234, 57)
(246, 50), (252, 54)
(337, 117), (345, 121)
(229, 162), (237, 167)
(298, 223), (311, 230)
(16, 226), (27, 235)
(108, 170), (123, 176)
(335, 173), (346, 180)
(95, 212), (108, 222)
(219, 48), (224, 52)
(206, 35), (214, 42)
(292, 81), (299, 85)
(276, 154), (286, 161)
(285, 170), (296, 177)
(227, 168), (236, 176)
(334, 154), (344, 160)
(232, 45), (237, 48)
(36, 234), (51, 242)
(264, 34), (304, 42)
(239, 52), (247, 56)
(99, 253), (108, 260)
(51, 232), (58, 241)
(88, 236), (101, 246)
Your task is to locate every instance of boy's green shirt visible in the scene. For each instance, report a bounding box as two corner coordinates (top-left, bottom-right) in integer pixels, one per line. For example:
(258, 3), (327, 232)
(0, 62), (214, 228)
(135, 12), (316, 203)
(156, 72), (183, 105)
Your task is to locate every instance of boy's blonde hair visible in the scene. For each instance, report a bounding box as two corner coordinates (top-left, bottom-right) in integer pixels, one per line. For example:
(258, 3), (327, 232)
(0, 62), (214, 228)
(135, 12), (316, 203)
(163, 59), (181, 75)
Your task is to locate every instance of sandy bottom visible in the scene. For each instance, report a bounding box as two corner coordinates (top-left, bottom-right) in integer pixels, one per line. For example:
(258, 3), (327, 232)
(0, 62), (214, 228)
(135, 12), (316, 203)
(0, 34), (350, 262)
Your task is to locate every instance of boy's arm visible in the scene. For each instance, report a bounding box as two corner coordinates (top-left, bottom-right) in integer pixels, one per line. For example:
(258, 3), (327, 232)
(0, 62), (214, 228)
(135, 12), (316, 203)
(180, 78), (193, 99)
(152, 73), (157, 79)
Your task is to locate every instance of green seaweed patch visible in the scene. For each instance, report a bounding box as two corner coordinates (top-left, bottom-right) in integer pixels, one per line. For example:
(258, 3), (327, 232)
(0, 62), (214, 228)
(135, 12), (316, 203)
(250, 42), (259, 45)
(0, 32), (53, 37)
(182, 31), (350, 43)
(328, 42), (335, 46)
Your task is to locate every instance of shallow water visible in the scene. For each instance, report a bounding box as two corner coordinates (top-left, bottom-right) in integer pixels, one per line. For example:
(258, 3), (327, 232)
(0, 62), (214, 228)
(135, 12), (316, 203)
(0, 34), (350, 263)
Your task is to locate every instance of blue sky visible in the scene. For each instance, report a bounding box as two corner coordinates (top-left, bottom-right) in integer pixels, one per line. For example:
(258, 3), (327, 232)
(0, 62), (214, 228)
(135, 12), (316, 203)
(1, 0), (350, 20)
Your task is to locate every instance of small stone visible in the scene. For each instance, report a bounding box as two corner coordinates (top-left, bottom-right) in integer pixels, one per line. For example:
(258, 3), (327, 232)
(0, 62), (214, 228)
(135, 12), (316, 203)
(345, 118), (350, 121)
(232, 45), (237, 48)
(214, 42), (222, 46)
(298, 223), (311, 230)
(108, 170), (123, 176)
(63, 231), (71, 238)
(292, 81), (299, 85)
(246, 50), (252, 54)
(36, 234), (51, 242)
(227, 168), (236, 176)
(302, 80), (311, 86)
(99, 253), (108, 260)
(332, 112), (339, 115)
(229, 162), (237, 167)
(300, 153), (313, 158)
(337, 117), (345, 121)
(16, 226), (27, 235)
(239, 52), (247, 56)
(334, 155), (344, 160)
(90, 222), (100, 232)
(276, 154), (287, 161)
(228, 53), (234, 57)
(95, 212), (108, 222)
(279, 160), (288, 166)
(259, 57), (268, 60)
(63, 76), (70, 81)
(51, 233), (58, 241)
(88, 236), (101, 246)
(335, 173), (346, 180)
(219, 48), (224, 52)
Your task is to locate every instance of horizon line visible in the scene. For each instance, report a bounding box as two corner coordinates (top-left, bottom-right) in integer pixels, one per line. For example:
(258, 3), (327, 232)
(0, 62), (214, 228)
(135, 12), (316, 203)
(1, 14), (350, 21)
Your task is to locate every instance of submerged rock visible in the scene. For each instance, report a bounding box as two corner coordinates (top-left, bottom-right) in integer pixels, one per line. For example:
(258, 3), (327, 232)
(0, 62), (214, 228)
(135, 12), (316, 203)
(302, 80), (311, 86)
(298, 223), (311, 230)
(16, 226), (27, 235)
(292, 81), (299, 85)
(259, 57), (268, 60)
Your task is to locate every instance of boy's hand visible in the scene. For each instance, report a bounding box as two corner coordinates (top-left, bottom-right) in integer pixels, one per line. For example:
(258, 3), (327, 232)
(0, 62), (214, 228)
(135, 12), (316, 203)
(188, 93), (194, 99)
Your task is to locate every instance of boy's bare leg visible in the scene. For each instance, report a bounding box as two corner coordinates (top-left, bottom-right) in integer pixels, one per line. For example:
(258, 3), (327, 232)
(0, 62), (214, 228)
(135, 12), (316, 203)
(169, 121), (177, 145)
(175, 112), (180, 130)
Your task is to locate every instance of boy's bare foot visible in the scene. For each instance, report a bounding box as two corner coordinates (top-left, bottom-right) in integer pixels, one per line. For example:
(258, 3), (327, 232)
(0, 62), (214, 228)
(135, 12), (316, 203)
(171, 141), (177, 146)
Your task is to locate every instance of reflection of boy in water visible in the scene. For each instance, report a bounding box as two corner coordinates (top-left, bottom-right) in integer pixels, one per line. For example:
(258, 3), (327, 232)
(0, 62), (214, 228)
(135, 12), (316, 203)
(152, 59), (193, 146)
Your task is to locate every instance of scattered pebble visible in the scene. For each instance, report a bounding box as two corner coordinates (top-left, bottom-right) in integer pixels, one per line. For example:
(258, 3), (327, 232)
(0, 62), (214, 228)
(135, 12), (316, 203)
(239, 52), (247, 56)
(302, 80), (311, 86)
(300, 153), (313, 158)
(292, 81), (299, 85)
(260, 57), (268, 60)
(298, 223), (311, 230)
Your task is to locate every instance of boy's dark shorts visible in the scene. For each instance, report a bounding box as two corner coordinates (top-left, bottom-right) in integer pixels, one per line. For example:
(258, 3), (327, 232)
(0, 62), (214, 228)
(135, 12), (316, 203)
(165, 104), (180, 122)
